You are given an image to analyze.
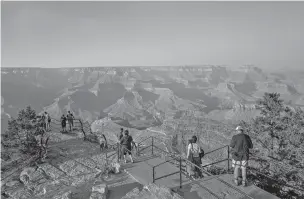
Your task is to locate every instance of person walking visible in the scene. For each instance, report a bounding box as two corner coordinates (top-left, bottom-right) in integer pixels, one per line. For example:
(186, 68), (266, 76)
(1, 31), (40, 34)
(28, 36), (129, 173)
(230, 126), (253, 187)
(61, 114), (67, 133)
(67, 111), (74, 132)
(120, 130), (134, 164)
(187, 135), (203, 179)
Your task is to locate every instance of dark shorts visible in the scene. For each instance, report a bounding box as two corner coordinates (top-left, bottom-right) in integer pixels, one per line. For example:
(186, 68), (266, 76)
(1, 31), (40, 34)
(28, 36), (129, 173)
(122, 145), (132, 155)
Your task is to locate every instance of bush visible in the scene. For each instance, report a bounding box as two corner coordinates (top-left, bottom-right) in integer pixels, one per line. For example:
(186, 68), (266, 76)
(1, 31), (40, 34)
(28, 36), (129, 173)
(1, 106), (50, 164)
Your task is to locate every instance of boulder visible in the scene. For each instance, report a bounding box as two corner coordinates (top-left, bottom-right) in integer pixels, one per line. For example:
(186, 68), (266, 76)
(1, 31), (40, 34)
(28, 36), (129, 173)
(92, 183), (108, 194)
(5, 180), (20, 187)
(89, 191), (106, 199)
(20, 167), (36, 185)
(90, 182), (108, 199)
(112, 162), (121, 174)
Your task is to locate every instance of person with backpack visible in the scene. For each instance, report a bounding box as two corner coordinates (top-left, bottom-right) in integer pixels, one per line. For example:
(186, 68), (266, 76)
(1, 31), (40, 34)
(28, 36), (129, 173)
(67, 111), (74, 132)
(230, 126), (253, 187)
(120, 130), (134, 164)
(187, 135), (204, 179)
(61, 114), (67, 133)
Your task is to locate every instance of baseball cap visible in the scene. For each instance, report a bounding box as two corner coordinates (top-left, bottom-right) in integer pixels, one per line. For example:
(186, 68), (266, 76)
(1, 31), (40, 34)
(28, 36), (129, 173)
(236, 126), (243, 131)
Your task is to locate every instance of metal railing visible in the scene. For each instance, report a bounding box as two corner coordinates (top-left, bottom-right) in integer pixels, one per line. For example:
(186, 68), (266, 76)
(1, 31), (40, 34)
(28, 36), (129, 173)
(138, 136), (254, 199)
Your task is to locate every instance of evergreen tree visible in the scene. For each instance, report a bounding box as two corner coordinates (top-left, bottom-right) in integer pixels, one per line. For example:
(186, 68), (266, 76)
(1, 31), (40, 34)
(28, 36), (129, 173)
(2, 106), (49, 163)
(240, 93), (304, 197)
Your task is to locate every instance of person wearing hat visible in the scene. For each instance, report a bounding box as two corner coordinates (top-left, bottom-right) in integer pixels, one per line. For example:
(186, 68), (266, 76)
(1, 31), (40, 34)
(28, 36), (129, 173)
(230, 126), (253, 187)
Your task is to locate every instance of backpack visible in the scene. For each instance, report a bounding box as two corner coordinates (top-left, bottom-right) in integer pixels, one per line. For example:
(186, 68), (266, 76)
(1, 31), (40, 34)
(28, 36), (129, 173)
(199, 147), (205, 158)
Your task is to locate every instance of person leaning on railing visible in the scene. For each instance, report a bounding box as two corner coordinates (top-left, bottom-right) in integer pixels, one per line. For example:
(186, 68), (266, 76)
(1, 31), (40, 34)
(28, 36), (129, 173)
(229, 126), (253, 187)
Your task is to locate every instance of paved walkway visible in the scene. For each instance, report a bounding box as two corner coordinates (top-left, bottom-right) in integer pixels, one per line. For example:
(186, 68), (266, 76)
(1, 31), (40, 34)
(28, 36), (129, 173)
(122, 155), (280, 199)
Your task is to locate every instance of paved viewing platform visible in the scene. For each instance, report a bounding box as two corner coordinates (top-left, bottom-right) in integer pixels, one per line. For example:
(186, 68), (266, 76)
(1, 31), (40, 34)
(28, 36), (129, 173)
(117, 154), (280, 199)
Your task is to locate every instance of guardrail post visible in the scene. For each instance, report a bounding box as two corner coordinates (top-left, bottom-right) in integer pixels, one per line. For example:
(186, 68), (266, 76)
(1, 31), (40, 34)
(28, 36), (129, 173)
(78, 119), (86, 140)
(153, 167), (155, 183)
(179, 156), (182, 189)
(227, 145), (230, 173)
(152, 137), (154, 155)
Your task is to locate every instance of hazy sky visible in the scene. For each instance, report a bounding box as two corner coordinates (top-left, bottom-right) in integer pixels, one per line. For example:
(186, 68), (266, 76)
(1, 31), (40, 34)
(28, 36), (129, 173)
(2, 1), (304, 69)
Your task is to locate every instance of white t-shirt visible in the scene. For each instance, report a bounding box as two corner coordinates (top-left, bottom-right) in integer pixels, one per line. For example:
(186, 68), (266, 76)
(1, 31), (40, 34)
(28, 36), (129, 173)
(188, 143), (201, 157)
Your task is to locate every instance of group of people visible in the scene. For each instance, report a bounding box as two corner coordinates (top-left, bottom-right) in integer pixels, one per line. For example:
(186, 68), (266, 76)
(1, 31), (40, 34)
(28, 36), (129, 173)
(41, 112), (51, 131)
(186, 125), (253, 187)
(61, 111), (75, 132)
(118, 128), (136, 164)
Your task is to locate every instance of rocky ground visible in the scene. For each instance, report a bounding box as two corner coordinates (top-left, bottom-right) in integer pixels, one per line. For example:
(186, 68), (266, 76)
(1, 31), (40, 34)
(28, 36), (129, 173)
(1, 129), (121, 199)
(121, 183), (183, 199)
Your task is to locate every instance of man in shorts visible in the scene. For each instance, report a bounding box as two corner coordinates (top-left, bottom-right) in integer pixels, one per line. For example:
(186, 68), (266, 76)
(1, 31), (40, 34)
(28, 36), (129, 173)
(230, 126), (253, 187)
(120, 130), (134, 164)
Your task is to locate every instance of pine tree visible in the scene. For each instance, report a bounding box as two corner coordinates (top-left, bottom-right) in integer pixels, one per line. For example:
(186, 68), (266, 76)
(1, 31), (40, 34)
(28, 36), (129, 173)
(2, 106), (49, 163)
(240, 93), (304, 197)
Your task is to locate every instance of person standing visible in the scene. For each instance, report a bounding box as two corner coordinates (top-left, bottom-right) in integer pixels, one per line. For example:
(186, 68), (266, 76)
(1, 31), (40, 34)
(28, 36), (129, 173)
(67, 111), (74, 132)
(61, 114), (67, 133)
(230, 126), (253, 187)
(44, 112), (50, 131)
(119, 128), (124, 140)
(118, 128), (124, 161)
(47, 113), (51, 131)
(187, 135), (202, 179)
(41, 113), (46, 131)
(120, 130), (134, 164)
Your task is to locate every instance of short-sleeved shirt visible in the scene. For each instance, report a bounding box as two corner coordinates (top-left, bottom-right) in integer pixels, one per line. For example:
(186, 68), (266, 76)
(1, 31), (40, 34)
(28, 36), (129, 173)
(230, 133), (253, 161)
(188, 143), (201, 157)
(120, 135), (133, 147)
(67, 113), (73, 121)
(61, 116), (67, 123)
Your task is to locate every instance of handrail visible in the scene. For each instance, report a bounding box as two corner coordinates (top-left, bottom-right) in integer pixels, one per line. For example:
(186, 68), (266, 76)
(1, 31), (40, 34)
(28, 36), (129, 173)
(154, 171), (180, 182)
(204, 144), (229, 156)
(153, 157), (178, 168)
(148, 137), (254, 199)
(137, 136), (152, 145)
